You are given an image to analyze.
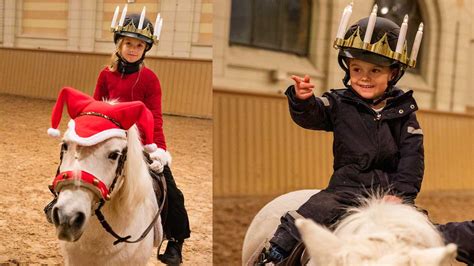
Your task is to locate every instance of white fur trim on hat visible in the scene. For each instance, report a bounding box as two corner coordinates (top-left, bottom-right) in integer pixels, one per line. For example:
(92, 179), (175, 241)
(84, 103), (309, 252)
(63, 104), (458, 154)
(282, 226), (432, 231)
(65, 120), (127, 146)
(48, 128), (61, 137)
(144, 143), (158, 153)
(149, 148), (172, 167)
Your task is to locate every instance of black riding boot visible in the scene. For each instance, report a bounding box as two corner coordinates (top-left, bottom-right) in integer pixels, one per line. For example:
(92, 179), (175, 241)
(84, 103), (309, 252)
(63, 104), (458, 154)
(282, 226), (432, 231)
(156, 166), (190, 264)
(158, 239), (184, 265)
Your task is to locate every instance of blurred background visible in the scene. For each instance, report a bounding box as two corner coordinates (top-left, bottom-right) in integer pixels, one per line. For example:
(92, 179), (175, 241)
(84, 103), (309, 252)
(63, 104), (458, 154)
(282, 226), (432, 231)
(0, 0), (212, 117)
(213, 0), (474, 265)
(0, 0), (212, 264)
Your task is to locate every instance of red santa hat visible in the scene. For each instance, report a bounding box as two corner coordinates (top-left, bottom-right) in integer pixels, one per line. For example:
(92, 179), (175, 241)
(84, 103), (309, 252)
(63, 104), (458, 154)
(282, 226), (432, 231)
(48, 87), (158, 153)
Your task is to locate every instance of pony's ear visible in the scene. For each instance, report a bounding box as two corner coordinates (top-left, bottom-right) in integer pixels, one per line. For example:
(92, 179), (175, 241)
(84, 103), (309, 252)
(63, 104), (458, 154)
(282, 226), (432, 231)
(409, 243), (457, 266)
(295, 218), (342, 265)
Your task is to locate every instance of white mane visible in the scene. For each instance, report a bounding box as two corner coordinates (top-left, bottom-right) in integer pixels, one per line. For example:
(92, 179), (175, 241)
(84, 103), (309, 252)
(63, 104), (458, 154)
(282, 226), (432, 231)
(296, 197), (456, 266)
(336, 197), (443, 248)
(109, 125), (154, 213)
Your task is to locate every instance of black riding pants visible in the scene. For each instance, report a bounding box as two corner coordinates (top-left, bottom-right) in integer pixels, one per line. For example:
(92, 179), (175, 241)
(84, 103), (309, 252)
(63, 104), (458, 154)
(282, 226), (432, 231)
(162, 165), (191, 241)
(270, 188), (361, 252)
(438, 221), (474, 265)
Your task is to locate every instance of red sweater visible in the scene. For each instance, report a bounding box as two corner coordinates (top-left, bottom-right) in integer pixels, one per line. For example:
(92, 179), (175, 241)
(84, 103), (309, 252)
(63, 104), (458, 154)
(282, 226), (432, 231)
(93, 66), (166, 150)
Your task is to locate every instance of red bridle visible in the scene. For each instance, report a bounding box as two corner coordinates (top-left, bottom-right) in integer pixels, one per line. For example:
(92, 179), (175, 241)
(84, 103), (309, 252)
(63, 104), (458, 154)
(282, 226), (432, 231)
(51, 170), (111, 201)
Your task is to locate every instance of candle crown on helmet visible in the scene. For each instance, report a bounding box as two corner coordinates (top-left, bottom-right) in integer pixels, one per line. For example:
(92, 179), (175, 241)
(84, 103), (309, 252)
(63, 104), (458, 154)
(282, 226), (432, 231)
(334, 4), (424, 87)
(113, 14), (155, 51)
(335, 17), (413, 68)
(110, 5), (163, 51)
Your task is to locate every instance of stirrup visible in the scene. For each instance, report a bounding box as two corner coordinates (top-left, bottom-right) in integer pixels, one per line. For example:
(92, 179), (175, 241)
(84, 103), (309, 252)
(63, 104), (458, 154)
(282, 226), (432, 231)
(255, 247), (270, 265)
(254, 247), (289, 266)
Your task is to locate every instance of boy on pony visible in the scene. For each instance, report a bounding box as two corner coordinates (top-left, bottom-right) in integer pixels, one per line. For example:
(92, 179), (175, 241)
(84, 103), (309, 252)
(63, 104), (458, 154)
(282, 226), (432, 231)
(259, 5), (474, 265)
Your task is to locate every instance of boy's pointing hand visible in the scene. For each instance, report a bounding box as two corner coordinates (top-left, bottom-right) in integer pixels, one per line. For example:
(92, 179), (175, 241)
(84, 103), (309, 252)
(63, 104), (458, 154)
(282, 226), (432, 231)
(292, 75), (315, 100)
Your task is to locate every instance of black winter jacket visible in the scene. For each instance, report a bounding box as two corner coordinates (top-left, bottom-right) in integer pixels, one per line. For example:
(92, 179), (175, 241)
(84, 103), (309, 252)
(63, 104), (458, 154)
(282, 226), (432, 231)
(286, 86), (424, 200)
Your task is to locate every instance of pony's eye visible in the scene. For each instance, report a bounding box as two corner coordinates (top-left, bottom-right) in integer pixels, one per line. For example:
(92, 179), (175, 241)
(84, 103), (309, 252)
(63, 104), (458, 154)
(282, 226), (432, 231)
(108, 152), (121, 160)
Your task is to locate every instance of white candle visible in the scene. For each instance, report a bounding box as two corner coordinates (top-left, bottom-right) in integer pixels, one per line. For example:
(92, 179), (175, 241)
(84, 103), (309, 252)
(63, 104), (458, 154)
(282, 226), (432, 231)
(410, 22), (424, 61)
(153, 13), (161, 36)
(119, 4), (128, 27)
(156, 19), (163, 40)
(336, 2), (353, 39)
(395, 14), (408, 54)
(364, 4), (378, 44)
(138, 6), (146, 30)
(110, 6), (119, 29)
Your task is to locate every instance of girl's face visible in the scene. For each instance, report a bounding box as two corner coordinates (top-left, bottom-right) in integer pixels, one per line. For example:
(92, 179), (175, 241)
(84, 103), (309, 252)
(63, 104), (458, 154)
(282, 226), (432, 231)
(349, 59), (396, 100)
(119, 37), (146, 63)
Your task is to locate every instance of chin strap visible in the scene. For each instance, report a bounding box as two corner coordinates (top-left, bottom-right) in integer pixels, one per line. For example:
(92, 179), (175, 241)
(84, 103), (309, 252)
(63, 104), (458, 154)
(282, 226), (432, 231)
(371, 66), (405, 106)
(116, 52), (145, 74)
(338, 56), (351, 87)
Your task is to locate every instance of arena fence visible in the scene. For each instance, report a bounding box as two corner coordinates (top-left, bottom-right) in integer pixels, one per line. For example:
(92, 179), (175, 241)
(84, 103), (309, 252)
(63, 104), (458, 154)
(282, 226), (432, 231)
(0, 47), (212, 118)
(214, 89), (474, 197)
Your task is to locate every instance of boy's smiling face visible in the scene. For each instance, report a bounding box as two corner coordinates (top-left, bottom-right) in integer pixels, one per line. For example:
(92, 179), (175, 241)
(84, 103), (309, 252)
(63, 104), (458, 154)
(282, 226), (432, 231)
(349, 59), (396, 101)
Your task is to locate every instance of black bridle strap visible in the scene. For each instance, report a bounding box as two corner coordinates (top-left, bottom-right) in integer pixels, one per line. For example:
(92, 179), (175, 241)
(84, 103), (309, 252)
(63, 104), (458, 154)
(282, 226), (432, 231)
(94, 172), (167, 245)
(108, 147), (127, 195)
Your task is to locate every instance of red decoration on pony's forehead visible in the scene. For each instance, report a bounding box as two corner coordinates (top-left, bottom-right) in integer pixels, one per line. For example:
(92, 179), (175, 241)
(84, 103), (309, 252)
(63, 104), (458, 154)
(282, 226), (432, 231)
(48, 87), (156, 152)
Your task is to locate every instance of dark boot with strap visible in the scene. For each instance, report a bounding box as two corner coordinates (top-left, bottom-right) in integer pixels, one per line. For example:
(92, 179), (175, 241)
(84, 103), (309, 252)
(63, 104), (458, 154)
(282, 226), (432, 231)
(255, 242), (308, 266)
(255, 244), (289, 265)
(158, 239), (184, 265)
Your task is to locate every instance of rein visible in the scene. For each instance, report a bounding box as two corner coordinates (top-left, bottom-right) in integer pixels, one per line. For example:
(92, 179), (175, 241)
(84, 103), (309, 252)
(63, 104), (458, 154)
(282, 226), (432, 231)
(48, 144), (167, 245)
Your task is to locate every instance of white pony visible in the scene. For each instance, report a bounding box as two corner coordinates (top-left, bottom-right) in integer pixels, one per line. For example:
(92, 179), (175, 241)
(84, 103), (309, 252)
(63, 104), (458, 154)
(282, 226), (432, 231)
(242, 190), (457, 266)
(48, 125), (161, 265)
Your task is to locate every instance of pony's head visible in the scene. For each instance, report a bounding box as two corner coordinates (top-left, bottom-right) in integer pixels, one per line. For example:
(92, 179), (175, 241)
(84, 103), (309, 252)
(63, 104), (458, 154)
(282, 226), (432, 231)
(45, 88), (158, 242)
(296, 197), (457, 266)
(50, 125), (151, 242)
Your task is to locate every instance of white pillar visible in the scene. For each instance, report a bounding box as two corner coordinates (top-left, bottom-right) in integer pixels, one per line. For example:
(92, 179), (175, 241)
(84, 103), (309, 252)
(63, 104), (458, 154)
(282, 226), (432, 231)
(3, 0), (16, 47)
(67, 0), (81, 50)
(79, 0), (96, 52)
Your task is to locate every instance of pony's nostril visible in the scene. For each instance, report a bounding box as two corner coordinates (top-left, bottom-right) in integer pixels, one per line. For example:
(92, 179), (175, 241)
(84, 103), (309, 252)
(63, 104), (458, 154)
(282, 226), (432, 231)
(70, 212), (86, 229)
(52, 207), (60, 226)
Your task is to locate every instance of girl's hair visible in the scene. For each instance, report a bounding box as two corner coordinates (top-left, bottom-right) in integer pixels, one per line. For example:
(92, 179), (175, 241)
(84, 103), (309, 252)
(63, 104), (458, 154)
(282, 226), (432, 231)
(108, 37), (145, 72)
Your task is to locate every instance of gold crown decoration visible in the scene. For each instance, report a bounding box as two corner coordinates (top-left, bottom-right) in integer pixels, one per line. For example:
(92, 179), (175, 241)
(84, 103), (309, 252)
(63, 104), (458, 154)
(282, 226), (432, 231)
(334, 27), (412, 67)
(112, 19), (158, 44)
(333, 3), (424, 68)
(109, 5), (163, 45)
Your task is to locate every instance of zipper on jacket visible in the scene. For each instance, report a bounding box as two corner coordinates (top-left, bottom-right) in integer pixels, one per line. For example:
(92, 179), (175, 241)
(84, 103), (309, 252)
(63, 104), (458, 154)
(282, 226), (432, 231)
(374, 111), (382, 183)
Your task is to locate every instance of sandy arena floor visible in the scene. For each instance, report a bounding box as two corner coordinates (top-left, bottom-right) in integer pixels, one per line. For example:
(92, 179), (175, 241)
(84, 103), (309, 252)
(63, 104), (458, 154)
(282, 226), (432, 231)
(0, 94), (212, 265)
(214, 191), (474, 266)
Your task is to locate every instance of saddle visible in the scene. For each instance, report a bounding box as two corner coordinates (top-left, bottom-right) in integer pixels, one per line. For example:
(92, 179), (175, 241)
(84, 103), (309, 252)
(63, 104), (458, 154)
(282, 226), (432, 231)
(149, 163), (168, 247)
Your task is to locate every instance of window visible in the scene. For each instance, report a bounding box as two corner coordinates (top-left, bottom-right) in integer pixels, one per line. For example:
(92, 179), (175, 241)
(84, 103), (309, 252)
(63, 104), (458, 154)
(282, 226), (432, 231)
(230, 0), (311, 56)
(375, 0), (424, 73)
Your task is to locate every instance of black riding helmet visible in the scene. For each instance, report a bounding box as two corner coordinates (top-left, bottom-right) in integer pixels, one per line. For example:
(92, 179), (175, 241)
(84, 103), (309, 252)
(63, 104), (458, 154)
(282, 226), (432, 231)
(337, 17), (407, 89)
(114, 13), (155, 52)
